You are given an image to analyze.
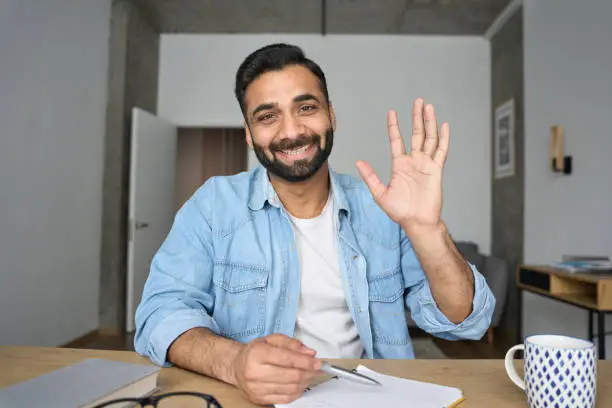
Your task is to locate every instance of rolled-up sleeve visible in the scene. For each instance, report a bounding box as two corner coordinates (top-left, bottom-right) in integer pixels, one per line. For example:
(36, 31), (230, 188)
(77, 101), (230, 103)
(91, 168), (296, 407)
(134, 183), (220, 367)
(401, 233), (496, 341)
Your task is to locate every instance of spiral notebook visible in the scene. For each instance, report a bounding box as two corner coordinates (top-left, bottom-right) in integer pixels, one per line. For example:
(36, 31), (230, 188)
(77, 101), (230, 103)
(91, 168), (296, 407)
(276, 365), (464, 408)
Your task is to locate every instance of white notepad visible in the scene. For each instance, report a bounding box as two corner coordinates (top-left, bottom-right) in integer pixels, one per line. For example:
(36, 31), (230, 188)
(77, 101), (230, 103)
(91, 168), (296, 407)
(277, 365), (464, 408)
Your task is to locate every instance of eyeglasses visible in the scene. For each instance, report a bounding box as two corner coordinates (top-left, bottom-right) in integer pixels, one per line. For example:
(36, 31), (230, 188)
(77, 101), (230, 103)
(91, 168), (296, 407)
(90, 391), (223, 408)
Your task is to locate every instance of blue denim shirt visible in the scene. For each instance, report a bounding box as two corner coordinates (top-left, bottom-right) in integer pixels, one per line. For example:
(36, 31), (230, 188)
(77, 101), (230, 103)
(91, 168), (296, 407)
(134, 165), (495, 366)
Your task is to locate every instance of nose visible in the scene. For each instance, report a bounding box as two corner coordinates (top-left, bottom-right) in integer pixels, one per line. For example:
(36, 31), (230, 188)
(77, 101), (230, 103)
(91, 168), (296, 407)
(280, 113), (305, 139)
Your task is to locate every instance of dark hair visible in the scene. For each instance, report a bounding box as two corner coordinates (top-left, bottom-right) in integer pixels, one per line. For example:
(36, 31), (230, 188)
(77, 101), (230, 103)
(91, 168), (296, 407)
(234, 43), (330, 117)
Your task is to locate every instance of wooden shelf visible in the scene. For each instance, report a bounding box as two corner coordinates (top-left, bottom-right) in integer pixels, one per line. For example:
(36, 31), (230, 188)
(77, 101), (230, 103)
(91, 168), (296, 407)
(518, 265), (612, 311)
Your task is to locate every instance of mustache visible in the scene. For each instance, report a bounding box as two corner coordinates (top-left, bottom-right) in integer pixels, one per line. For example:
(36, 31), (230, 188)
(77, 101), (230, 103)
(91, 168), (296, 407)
(271, 135), (320, 152)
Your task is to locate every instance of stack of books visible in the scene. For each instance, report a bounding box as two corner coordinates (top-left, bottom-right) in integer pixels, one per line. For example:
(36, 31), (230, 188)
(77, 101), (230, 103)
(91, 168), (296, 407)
(552, 256), (612, 273)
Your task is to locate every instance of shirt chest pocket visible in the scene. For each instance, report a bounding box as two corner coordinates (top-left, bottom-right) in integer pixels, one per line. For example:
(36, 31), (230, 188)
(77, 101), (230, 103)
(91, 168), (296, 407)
(212, 260), (269, 341)
(367, 267), (410, 345)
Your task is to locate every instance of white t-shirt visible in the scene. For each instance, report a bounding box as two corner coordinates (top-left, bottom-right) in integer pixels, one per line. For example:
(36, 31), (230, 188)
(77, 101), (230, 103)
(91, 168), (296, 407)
(287, 191), (364, 358)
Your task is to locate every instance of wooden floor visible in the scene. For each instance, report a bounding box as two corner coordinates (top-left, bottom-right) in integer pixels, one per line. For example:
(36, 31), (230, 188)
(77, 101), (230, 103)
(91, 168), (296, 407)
(66, 328), (514, 359)
(65, 331), (136, 351)
(412, 328), (516, 359)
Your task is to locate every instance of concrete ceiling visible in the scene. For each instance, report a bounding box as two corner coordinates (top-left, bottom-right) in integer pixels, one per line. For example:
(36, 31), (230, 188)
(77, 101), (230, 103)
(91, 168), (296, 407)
(134, 0), (512, 36)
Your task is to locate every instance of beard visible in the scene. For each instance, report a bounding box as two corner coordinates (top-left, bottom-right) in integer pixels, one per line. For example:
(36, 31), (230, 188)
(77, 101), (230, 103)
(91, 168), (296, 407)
(253, 127), (334, 182)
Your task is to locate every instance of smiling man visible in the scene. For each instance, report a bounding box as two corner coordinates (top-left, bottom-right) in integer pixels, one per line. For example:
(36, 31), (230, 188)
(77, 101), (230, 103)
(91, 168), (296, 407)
(134, 43), (495, 405)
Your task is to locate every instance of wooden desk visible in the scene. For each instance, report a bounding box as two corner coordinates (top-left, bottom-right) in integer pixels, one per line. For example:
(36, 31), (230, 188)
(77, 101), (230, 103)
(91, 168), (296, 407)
(517, 264), (612, 359)
(2, 347), (612, 407)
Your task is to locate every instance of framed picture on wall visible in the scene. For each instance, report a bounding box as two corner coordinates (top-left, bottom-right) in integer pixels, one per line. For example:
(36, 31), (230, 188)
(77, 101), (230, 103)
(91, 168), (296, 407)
(494, 99), (515, 179)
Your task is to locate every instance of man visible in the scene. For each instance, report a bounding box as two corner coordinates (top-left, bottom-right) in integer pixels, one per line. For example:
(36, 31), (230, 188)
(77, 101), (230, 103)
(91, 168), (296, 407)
(134, 43), (495, 405)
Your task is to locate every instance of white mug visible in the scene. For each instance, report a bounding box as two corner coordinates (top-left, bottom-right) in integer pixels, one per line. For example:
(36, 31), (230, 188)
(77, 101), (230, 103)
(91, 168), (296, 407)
(505, 334), (597, 408)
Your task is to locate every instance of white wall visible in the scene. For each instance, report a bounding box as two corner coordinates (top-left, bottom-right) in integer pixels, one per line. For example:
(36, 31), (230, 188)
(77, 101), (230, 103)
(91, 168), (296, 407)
(158, 34), (492, 253)
(523, 0), (612, 357)
(0, 1), (110, 345)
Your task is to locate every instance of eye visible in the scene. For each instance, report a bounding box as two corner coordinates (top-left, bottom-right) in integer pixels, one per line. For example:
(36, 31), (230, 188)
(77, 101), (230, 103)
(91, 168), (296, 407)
(256, 113), (276, 123)
(300, 104), (317, 113)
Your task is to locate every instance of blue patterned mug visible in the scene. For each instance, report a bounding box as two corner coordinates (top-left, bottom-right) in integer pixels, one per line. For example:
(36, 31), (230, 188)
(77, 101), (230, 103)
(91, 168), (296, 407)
(505, 334), (597, 408)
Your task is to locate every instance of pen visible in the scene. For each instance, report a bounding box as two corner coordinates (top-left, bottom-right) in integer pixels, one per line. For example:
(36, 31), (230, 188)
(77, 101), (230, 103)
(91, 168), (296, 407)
(320, 361), (382, 386)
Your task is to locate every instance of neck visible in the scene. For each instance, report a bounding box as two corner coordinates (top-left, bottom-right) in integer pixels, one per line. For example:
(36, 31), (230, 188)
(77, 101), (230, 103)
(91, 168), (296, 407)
(269, 163), (331, 219)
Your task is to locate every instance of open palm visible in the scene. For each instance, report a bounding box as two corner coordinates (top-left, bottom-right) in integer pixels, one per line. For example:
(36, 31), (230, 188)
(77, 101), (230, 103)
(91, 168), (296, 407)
(356, 99), (449, 229)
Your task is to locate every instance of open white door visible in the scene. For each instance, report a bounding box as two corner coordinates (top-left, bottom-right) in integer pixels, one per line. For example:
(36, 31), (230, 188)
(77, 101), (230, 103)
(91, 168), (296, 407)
(126, 107), (177, 332)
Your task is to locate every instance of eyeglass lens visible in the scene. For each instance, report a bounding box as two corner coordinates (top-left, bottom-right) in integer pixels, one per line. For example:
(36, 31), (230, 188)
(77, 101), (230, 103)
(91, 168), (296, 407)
(100, 395), (216, 408)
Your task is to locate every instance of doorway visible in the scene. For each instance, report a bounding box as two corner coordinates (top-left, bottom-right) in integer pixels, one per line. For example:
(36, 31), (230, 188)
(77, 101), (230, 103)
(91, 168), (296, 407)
(175, 127), (248, 210)
(126, 109), (249, 333)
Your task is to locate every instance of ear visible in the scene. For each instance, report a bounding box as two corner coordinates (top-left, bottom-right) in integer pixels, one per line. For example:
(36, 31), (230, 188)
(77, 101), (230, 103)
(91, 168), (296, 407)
(243, 120), (254, 149)
(329, 102), (337, 131)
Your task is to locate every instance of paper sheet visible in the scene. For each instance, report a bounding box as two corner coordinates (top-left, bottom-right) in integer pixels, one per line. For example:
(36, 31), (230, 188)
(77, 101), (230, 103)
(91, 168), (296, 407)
(276, 365), (463, 408)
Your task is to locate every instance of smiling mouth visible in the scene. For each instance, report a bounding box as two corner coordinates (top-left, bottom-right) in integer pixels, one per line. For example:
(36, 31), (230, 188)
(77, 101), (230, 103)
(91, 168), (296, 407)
(281, 145), (310, 155)
(276, 144), (315, 160)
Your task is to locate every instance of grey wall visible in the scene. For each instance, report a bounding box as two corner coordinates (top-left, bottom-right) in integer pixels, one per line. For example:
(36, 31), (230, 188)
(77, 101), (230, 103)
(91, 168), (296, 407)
(490, 9), (524, 342)
(100, 0), (160, 332)
(523, 0), (612, 357)
(0, 0), (111, 345)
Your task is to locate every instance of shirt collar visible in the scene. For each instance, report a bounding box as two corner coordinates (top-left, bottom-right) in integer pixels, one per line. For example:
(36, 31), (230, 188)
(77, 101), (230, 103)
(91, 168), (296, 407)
(248, 165), (350, 217)
(328, 167), (350, 216)
(248, 166), (277, 210)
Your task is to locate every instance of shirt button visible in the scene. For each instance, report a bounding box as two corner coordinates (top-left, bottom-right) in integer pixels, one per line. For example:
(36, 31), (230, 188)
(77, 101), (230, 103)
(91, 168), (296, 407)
(357, 306), (362, 313)
(353, 255), (358, 261)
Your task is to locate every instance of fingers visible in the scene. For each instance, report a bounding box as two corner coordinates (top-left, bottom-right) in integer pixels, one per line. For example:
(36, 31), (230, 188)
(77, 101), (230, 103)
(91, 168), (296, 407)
(257, 334), (321, 371)
(263, 333), (300, 348)
(411, 98), (425, 152)
(356, 160), (386, 201)
(263, 347), (321, 371)
(241, 361), (314, 386)
(423, 104), (439, 157)
(263, 333), (316, 355)
(256, 364), (318, 384)
(256, 382), (309, 396)
(387, 110), (405, 158)
(434, 122), (450, 166)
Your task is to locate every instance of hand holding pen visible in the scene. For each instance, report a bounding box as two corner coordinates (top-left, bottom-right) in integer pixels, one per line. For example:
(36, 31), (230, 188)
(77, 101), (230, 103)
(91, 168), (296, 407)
(229, 334), (380, 406)
(230, 334), (323, 405)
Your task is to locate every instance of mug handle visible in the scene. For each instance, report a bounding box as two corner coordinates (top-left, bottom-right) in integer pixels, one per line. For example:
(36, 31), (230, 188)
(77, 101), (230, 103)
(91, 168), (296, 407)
(504, 344), (525, 390)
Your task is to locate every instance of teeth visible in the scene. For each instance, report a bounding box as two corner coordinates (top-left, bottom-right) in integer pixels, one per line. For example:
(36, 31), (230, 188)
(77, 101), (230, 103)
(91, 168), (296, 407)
(282, 145), (309, 155)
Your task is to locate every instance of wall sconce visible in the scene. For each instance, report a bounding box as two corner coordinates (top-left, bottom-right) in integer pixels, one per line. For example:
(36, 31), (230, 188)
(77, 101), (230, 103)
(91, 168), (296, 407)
(550, 125), (572, 175)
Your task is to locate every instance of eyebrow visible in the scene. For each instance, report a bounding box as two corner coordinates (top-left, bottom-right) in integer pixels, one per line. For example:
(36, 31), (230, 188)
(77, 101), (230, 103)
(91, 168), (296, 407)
(250, 93), (322, 118)
(293, 93), (321, 104)
(251, 103), (277, 117)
